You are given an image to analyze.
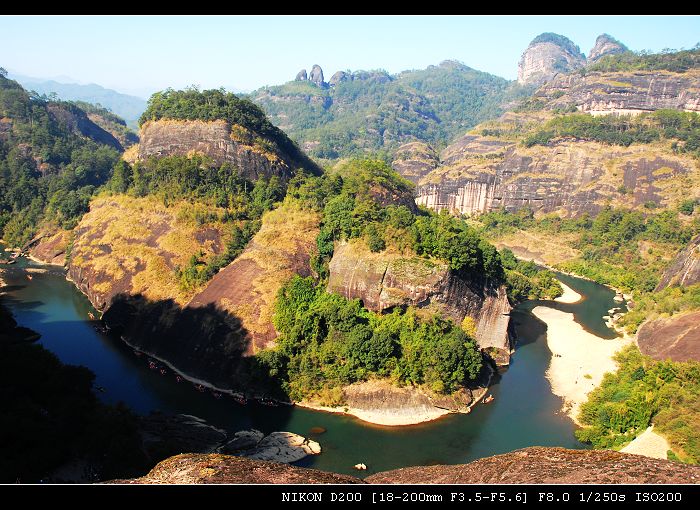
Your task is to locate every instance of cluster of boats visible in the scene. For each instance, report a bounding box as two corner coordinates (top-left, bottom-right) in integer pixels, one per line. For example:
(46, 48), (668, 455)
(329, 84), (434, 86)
(134, 349), (284, 407)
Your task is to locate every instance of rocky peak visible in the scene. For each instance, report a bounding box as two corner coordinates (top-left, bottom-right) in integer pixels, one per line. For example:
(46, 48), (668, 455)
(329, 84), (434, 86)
(309, 64), (325, 87)
(588, 34), (628, 62)
(517, 32), (586, 86)
(295, 69), (307, 81)
(329, 70), (348, 87)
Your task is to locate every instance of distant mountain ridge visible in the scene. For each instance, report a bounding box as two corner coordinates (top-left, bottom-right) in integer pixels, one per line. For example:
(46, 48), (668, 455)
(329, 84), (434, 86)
(249, 61), (517, 160)
(9, 73), (147, 128)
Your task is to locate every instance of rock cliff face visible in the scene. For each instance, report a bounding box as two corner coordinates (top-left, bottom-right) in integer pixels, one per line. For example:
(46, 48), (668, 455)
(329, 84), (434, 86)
(517, 33), (586, 86)
(327, 242), (512, 363)
(656, 234), (700, 290)
(186, 203), (320, 355)
(399, 133), (697, 218)
(637, 311), (700, 362)
(136, 119), (301, 181)
(537, 70), (700, 115)
(588, 34), (628, 62)
(113, 447), (700, 484)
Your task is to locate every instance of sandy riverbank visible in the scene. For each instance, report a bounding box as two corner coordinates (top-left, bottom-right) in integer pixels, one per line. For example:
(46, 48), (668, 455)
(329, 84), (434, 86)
(532, 306), (632, 424)
(620, 426), (670, 460)
(554, 281), (582, 304)
(297, 401), (453, 427)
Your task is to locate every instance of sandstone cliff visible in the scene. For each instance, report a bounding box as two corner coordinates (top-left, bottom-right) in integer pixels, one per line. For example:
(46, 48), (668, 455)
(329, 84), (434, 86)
(517, 33), (586, 86)
(656, 234), (700, 290)
(113, 447), (700, 484)
(537, 69), (700, 115)
(399, 132), (698, 218)
(327, 241), (512, 363)
(136, 119), (309, 181)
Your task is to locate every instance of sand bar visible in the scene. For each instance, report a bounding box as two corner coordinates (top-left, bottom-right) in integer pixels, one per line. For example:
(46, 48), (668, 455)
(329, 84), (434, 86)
(532, 306), (631, 424)
(554, 281), (582, 304)
(297, 401), (452, 427)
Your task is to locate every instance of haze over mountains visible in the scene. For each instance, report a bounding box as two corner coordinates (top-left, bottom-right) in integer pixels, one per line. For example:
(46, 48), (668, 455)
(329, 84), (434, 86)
(8, 71), (148, 128)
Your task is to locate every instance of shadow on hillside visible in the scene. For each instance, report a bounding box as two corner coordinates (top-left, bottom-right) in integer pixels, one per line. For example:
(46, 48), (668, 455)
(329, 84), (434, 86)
(103, 293), (289, 401)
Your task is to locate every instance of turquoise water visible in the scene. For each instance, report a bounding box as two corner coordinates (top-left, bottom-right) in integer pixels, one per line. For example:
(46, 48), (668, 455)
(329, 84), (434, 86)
(0, 256), (621, 476)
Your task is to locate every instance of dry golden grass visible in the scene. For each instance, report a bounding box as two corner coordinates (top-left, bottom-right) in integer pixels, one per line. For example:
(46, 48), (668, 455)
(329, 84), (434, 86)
(72, 195), (230, 305)
(234, 201), (321, 333)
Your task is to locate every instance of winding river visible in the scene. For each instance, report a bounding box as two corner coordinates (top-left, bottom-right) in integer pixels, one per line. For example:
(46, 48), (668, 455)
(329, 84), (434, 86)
(1, 254), (622, 477)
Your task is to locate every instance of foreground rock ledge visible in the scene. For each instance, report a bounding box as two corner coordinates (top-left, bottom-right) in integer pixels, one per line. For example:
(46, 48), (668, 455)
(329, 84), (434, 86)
(112, 447), (700, 484)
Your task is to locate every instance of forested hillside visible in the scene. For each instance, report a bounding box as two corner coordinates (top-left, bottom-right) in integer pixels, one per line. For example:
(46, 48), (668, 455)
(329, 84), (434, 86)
(251, 61), (519, 160)
(0, 70), (122, 247)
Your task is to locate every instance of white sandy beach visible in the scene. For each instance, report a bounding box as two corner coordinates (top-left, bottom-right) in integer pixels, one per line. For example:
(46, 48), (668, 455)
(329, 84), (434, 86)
(554, 281), (582, 304)
(532, 306), (632, 424)
(297, 401), (452, 427)
(621, 426), (670, 460)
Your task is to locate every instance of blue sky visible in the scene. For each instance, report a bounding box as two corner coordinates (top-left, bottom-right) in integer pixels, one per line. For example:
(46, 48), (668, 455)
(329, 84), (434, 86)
(1, 15), (698, 98)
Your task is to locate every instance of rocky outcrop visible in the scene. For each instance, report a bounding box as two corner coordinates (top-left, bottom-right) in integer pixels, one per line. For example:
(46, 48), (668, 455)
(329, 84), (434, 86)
(309, 64), (325, 87)
(656, 234), (700, 290)
(113, 447), (700, 484)
(327, 242), (512, 363)
(137, 119), (300, 181)
(637, 311), (700, 362)
(402, 132), (697, 218)
(295, 69), (307, 81)
(391, 142), (440, 184)
(112, 453), (360, 484)
(588, 34), (628, 62)
(517, 33), (586, 86)
(366, 447), (700, 484)
(537, 69), (700, 115)
(225, 431), (321, 463)
(328, 70), (348, 87)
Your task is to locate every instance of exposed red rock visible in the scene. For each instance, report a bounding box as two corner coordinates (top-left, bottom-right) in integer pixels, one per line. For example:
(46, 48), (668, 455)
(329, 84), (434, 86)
(365, 447), (700, 484)
(112, 447), (700, 484)
(111, 453), (361, 484)
(637, 311), (700, 362)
